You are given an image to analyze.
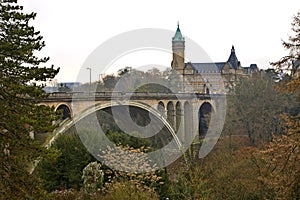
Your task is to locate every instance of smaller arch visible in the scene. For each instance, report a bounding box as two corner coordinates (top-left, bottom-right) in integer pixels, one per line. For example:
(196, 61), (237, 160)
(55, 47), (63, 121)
(175, 101), (182, 132)
(167, 101), (175, 129)
(198, 102), (213, 137)
(56, 104), (72, 120)
(157, 101), (165, 115)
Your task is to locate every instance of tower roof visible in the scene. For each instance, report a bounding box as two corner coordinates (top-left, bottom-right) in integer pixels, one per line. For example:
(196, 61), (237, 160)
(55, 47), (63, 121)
(172, 23), (184, 41)
(227, 45), (240, 70)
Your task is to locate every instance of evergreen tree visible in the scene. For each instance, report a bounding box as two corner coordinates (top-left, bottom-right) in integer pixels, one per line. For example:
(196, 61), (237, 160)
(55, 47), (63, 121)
(36, 133), (95, 192)
(0, 0), (59, 198)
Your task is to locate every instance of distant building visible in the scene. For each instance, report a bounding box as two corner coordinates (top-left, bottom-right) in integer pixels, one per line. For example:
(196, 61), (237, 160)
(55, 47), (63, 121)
(43, 86), (59, 93)
(171, 24), (259, 93)
(58, 82), (81, 89)
(43, 82), (81, 93)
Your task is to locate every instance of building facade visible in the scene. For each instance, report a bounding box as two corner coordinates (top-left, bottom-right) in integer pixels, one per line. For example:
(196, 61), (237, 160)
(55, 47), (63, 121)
(171, 24), (259, 93)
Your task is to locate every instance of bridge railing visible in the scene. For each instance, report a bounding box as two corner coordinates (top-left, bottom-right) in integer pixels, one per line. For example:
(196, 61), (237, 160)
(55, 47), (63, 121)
(46, 91), (225, 100)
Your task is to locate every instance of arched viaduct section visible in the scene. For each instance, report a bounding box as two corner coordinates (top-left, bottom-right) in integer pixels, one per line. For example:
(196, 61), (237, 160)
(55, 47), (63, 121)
(41, 92), (220, 144)
(46, 101), (183, 149)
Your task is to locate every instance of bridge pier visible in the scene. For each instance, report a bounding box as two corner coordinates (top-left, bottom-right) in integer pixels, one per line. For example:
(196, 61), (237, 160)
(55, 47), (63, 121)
(184, 102), (196, 145)
(176, 102), (185, 144)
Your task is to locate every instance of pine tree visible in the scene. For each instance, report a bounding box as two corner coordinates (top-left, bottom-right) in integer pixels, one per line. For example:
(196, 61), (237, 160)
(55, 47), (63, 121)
(0, 0), (59, 198)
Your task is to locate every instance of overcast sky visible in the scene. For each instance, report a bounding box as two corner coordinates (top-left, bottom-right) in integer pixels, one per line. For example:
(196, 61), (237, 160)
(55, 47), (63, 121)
(21, 0), (300, 83)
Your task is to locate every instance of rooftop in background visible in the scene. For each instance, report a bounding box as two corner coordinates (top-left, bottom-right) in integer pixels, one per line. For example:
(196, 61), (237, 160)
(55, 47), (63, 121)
(43, 82), (81, 93)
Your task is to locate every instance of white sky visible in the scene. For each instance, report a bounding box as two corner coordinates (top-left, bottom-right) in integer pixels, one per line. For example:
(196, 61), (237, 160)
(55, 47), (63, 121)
(21, 0), (300, 83)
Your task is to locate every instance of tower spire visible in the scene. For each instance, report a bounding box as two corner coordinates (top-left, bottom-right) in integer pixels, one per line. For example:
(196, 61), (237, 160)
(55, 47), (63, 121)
(173, 22), (184, 41)
(231, 45), (235, 52)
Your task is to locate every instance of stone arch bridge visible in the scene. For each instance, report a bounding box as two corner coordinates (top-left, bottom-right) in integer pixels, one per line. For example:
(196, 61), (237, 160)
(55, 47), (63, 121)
(41, 92), (225, 145)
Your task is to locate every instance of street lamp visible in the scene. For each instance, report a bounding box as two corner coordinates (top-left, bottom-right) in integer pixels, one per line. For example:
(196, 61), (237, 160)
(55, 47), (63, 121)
(86, 67), (91, 85)
(99, 73), (104, 84)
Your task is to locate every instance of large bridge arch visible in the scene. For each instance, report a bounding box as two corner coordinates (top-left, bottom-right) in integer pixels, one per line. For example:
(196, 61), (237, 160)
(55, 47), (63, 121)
(40, 93), (223, 149)
(47, 101), (183, 151)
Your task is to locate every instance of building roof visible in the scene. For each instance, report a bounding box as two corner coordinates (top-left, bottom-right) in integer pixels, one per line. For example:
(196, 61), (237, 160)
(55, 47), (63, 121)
(185, 62), (224, 73)
(249, 64), (258, 69)
(182, 46), (245, 73)
(172, 23), (184, 41)
(227, 45), (240, 70)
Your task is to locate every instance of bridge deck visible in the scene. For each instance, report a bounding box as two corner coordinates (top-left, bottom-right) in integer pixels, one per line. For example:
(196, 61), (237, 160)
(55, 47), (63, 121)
(43, 92), (221, 102)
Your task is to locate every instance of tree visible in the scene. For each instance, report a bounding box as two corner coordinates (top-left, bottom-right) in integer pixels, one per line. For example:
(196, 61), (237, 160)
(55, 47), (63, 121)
(99, 145), (163, 198)
(36, 133), (95, 191)
(146, 67), (161, 76)
(223, 76), (294, 146)
(271, 11), (300, 73)
(82, 162), (104, 193)
(256, 11), (300, 199)
(0, 0), (59, 198)
(117, 66), (132, 76)
(102, 74), (119, 89)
